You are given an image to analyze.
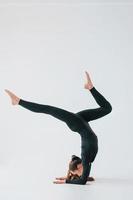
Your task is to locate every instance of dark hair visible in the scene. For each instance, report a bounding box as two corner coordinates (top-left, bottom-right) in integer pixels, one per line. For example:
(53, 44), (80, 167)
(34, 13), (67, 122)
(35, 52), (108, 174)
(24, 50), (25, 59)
(66, 155), (82, 180)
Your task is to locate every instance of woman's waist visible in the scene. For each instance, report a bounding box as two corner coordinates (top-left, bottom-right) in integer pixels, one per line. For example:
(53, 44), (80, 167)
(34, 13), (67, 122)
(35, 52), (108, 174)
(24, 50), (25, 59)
(81, 135), (98, 149)
(81, 132), (98, 142)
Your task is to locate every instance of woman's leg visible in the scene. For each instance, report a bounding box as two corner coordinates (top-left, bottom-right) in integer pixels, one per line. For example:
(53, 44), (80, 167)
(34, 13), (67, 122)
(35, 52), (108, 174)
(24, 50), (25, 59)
(20, 99), (85, 132)
(5, 89), (82, 132)
(19, 99), (77, 124)
(76, 87), (112, 122)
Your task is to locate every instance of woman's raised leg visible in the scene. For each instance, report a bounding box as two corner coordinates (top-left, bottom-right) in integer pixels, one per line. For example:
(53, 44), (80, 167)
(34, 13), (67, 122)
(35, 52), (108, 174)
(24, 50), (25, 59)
(5, 89), (82, 132)
(76, 72), (112, 122)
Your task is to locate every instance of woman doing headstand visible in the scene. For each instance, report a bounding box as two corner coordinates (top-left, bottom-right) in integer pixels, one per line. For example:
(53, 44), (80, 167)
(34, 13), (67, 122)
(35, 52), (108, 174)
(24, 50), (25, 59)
(5, 71), (112, 185)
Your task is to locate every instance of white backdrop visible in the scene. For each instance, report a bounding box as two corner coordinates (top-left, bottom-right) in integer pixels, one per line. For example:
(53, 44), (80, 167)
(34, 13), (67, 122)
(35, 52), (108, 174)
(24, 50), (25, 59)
(0, 0), (133, 200)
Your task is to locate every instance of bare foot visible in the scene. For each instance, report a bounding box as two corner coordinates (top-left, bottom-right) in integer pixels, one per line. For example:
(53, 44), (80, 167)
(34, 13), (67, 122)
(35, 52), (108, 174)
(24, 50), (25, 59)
(5, 89), (20, 105)
(84, 71), (94, 90)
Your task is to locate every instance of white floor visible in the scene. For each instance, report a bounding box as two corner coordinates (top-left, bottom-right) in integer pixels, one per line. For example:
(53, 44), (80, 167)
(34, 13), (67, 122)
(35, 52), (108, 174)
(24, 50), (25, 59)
(0, 164), (133, 200)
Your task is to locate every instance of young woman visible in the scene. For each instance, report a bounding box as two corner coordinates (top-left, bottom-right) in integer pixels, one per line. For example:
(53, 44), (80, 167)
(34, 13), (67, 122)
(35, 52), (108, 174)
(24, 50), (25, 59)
(5, 71), (112, 185)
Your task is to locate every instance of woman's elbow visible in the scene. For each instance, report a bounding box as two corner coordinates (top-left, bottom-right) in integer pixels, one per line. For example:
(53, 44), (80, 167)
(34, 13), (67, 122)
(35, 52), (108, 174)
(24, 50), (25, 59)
(80, 179), (87, 185)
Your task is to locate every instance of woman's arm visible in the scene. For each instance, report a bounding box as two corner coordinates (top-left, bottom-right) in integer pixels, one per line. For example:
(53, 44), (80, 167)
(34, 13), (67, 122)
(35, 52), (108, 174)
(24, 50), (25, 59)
(53, 180), (66, 184)
(53, 176), (67, 184)
(53, 174), (95, 184)
(55, 176), (67, 180)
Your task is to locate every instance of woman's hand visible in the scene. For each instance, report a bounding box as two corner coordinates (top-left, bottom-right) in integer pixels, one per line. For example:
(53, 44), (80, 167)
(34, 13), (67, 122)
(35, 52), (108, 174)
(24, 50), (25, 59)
(55, 177), (66, 180)
(84, 71), (94, 90)
(53, 179), (66, 184)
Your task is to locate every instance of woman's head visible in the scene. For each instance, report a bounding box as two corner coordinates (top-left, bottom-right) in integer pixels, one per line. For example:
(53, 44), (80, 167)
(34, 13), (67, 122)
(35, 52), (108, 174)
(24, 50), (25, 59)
(66, 155), (83, 180)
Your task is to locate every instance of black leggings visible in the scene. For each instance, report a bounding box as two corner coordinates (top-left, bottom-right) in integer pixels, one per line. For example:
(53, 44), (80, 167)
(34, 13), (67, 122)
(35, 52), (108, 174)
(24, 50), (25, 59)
(18, 86), (112, 185)
(19, 87), (112, 134)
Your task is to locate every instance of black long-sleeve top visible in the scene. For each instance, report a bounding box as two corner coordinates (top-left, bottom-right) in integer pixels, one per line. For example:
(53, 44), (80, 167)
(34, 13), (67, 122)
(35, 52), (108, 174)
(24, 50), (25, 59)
(65, 87), (112, 185)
